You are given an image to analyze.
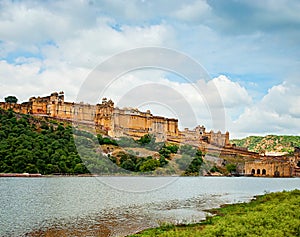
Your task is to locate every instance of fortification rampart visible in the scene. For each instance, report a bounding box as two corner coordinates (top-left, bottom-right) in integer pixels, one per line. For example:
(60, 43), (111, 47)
(1, 92), (230, 147)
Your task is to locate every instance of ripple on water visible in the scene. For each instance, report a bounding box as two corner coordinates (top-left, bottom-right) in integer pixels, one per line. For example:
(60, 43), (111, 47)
(2, 177), (299, 237)
(25, 194), (237, 237)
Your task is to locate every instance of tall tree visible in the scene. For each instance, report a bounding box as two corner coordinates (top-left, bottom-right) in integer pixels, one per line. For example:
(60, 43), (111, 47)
(4, 96), (18, 103)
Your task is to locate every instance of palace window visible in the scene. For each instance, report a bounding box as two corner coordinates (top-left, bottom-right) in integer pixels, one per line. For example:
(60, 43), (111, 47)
(257, 169), (261, 175)
(262, 169), (266, 175)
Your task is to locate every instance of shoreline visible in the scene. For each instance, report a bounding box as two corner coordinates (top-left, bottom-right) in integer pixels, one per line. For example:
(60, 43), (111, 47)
(0, 173), (298, 178)
(0, 173), (43, 177)
(128, 189), (300, 237)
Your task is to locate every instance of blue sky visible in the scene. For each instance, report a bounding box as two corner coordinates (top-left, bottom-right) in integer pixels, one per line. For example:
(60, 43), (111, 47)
(0, 0), (300, 138)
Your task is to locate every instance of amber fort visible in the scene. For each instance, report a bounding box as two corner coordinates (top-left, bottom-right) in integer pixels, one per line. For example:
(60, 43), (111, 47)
(1, 91), (299, 177)
(0, 92), (230, 146)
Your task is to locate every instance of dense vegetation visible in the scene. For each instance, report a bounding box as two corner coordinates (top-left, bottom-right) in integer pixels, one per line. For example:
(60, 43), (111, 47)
(130, 189), (300, 237)
(0, 109), (90, 174)
(0, 109), (204, 175)
(231, 135), (300, 153)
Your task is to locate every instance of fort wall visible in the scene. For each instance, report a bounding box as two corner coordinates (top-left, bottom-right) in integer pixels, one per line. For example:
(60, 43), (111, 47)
(3, 92), (300, 176)
(0, 92), (230, 147)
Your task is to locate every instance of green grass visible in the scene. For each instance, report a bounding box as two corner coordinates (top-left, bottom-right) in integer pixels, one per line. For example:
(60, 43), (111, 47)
(129, 190), (300, 237)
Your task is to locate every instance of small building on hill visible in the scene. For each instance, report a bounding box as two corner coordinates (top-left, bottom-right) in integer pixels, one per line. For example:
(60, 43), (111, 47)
(245, 151), (300, 177)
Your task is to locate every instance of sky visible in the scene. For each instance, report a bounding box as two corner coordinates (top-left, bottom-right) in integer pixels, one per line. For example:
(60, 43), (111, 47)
(0, 0), (300, 138)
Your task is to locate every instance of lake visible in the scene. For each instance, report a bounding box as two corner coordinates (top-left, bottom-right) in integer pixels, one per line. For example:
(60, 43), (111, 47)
(0, 176), (299, 236)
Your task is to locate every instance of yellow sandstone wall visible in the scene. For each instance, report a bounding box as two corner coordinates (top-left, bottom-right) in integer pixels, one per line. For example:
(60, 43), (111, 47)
(245, 160), (293, 177)
(0, 92), (230, 146)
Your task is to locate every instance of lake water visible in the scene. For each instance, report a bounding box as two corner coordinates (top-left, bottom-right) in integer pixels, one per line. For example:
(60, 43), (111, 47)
(0, 177), (299, 237)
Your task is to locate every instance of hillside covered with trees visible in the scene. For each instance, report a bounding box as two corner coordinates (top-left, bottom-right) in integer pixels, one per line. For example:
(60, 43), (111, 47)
(0, 109), (204, 175)
(0, 108), (90, 174)
(231, 135), (300, 154)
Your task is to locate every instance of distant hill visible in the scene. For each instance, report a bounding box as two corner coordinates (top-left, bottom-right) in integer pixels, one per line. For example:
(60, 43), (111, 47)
(231, 135), (300, 154)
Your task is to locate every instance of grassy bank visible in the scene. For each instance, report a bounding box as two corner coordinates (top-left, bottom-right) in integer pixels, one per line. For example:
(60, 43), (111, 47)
(129, 190), (300, 237)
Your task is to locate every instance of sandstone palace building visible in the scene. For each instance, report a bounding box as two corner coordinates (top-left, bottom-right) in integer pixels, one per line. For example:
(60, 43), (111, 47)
(0, 92), (230, 147)
(2, 92), (300, 177)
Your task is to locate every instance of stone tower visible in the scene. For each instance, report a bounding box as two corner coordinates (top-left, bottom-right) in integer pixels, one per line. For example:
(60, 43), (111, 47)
(95, 98), (115, 133)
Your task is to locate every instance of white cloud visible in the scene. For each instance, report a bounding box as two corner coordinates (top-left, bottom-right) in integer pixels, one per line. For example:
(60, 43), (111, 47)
(1, 47), (299, 139)
(1, 0), (300, 139)
(250, 0), (300, 24)
(231, 81), (300, 138)
(57, 23), (175, 67)
(209, 75), (252, 108)
(0, 2), (69, 45)
(173, 0), (211, 22)
(0, 59), (87, 102)
(91, 72), (251, 132)
(0, 0), (175, 62)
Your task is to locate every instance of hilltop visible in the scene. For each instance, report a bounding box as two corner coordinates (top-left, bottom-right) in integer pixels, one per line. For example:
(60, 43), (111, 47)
(231, 135), (300, 154)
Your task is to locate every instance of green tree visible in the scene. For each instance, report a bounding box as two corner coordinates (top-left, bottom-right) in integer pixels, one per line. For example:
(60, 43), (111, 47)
(36, 159), (46, 174)
(25, 164), (39, 173)
(74, 163), (87, 174)
(210, 166), (220, 173)
(138, 134), (154, 145)
(159, 156), (169, 167)
(226, 163), (237, 173)
(121, 159), (136, 171)
(165, 144), (179, 153)
(4, 96), (18, 103)
(0, 109), (94, 174)
(97, 134), (118, 146)
(140, 159), (160, 172)
(184, 150), (203, 175)
(159, 147), (171, 158)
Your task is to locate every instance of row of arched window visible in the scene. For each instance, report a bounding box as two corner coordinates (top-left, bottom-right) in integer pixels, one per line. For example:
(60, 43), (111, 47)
(251, 168), (267, 175)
